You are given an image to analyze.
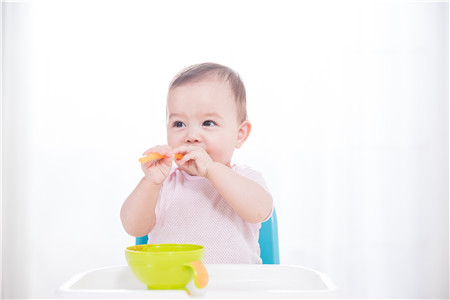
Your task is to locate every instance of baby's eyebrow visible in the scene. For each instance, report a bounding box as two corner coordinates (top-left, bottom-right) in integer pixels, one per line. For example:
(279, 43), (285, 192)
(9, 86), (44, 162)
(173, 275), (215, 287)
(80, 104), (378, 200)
(168, 112), (186, 119)
(202, 112), (223, 120)
(168, 112), (224, 120)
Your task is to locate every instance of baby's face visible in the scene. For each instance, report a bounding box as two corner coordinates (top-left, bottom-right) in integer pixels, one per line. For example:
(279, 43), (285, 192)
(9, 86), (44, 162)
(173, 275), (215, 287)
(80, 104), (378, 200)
(166, 78), (245, 167)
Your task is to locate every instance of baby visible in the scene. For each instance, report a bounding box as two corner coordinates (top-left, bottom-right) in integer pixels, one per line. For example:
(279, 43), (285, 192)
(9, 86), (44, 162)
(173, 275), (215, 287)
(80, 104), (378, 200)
(120, 63), (273, 263)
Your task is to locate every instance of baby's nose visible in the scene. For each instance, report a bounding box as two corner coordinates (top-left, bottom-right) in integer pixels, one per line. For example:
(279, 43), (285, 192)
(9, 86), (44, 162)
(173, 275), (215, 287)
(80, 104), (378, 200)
(186, 136), (200, 143)
(185, 128), (202, 143)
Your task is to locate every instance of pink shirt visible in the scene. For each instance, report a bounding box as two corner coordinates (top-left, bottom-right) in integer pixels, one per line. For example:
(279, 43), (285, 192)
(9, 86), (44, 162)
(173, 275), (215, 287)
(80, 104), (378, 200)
(147, 164), (271, 264)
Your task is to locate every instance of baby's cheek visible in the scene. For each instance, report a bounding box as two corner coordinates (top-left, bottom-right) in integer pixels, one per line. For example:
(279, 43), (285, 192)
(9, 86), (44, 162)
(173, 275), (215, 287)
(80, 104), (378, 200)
(167, 136), (181, 149)
(211, 149), (233, 165)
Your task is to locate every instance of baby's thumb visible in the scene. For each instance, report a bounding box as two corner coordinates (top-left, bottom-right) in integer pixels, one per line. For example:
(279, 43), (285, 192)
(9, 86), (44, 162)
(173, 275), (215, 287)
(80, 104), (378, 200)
(163, 156), (174, 167)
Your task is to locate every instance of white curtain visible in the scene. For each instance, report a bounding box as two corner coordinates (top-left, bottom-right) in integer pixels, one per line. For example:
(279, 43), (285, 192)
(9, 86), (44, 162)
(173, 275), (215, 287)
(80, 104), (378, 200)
(2, 0), (448, 298)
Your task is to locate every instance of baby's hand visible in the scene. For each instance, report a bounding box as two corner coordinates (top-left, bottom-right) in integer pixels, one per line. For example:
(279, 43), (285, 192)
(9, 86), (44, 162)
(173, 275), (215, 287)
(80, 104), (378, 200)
(140, 145), (175, 185)
(173, 146), (213, 177)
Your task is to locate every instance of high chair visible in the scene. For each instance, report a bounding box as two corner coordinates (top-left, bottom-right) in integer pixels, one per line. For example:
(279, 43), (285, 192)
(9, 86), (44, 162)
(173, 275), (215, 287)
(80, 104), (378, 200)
(136, 209), (280, 264)
(58, 209), (341, 298)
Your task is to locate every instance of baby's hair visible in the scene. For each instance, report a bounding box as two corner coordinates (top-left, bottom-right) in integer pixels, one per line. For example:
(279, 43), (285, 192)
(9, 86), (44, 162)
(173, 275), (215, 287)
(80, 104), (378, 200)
(169, 62), (247, 122)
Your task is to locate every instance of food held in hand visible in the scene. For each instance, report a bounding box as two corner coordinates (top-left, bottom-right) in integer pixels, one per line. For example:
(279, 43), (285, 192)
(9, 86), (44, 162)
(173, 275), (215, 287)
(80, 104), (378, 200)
(139, 153), (184, 163)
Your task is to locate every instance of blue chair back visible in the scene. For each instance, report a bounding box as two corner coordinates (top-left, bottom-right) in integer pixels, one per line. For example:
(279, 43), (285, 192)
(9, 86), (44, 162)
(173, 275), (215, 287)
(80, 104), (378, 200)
(259, 208), (280, 264)
(135, 209), (280, 264)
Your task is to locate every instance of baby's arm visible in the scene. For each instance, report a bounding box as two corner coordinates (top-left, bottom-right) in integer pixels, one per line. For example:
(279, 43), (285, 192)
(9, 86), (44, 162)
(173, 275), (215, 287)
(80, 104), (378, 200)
(120, 178), (161, 237)
(174, 145), (272, 223)
(120, 145), (174, 237)
(206, 162), (273, 223)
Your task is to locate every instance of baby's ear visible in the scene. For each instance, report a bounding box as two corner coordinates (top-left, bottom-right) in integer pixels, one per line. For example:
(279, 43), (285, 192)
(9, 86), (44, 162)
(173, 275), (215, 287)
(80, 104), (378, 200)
(236, 120), (252, 149)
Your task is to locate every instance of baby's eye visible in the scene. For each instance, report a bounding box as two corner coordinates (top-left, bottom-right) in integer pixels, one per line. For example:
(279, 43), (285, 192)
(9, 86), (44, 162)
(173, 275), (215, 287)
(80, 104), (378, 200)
(173, 121), (186, 128)
(202, 120), (216, 127)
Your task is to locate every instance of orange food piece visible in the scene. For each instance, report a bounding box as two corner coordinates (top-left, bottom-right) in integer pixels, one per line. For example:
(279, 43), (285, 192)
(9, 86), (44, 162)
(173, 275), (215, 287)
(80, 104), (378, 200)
(139, 153), (184, 163)
(189, 260), (209, 289)
(174, 153), (184, 160)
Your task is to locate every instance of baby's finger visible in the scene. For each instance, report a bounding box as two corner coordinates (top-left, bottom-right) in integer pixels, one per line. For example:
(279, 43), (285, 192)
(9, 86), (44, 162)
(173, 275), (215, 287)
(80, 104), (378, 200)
(178, 150), (200, 164)
(142, 148), (155, 156)
(142, 145), (172, 156)
(140, 145), (175, 163)
(141, 160), (155, 171)
(172, 145), (202, 156)
(171, 145), (189, 156)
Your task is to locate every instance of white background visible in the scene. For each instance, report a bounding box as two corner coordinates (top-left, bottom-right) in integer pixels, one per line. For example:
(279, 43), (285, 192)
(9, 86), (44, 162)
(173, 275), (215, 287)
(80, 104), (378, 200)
(2, 0), (448, 298)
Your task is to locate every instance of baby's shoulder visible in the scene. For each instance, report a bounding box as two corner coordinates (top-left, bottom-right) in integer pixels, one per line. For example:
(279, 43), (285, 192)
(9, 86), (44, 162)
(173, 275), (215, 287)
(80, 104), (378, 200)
(233, 164), (270, 192)
(232, 164), (263, 178)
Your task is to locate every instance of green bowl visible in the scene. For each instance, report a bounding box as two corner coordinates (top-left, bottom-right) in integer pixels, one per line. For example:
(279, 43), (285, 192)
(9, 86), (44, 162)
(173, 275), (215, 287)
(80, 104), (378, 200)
(125, 244), (208, 289)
